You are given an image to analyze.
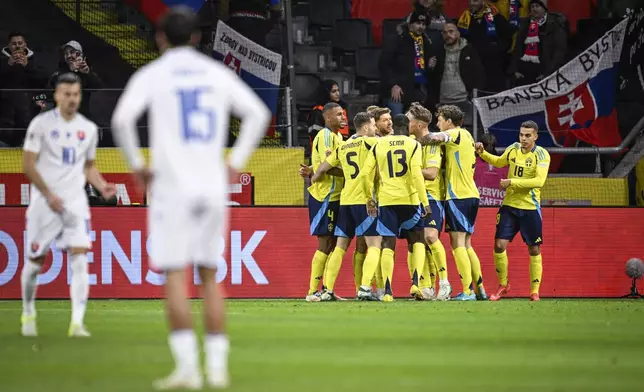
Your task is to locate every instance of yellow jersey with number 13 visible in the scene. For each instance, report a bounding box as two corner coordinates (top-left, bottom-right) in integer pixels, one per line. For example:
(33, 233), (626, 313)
(326, 134), (378, 205)
(308, 128), (344, 202)
(358, 135), (429, 207)
(441, 127), (479, 200)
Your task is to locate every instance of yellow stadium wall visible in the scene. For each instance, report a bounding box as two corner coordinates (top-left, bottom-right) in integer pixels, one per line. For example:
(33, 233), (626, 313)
(541, 178), (629, 206)
(0, 148), (306, 206)
(636, 157), (644, 206)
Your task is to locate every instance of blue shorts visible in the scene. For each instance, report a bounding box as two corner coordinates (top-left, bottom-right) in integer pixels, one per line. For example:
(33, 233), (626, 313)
(334, 205), (379, 238)
(377, 205), (423, 237)
(308, 197), (340, 236)
(495, 205), (543, 246)
(424, 198), (444, 232)
(445, 198), (479, 234)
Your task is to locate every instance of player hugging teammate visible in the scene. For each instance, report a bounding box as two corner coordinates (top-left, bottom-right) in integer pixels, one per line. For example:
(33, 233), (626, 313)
(301, 103), (549, 302)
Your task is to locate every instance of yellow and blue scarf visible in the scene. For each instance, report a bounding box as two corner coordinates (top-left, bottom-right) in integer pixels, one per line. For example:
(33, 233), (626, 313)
(457, 4), (499, 38)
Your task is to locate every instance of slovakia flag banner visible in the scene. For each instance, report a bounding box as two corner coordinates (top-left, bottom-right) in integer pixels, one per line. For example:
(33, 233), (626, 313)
(212, 21), (282, 136)
(473, 17), (629, 148)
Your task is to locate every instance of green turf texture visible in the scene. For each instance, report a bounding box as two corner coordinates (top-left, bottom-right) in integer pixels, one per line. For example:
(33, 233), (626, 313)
(0, 299), (643, 392)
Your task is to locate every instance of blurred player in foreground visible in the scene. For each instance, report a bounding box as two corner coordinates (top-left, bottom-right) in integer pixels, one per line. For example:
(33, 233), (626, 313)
(302, 102), (346, 301)
(475, 121), (550, 301)
(111, 6), (270, 389)
(407, 103), (452, 300)
(357, 115), (430, 302)
(426, 105), (486, 300)
(311, 112), (379, 300)
(21, 72), (115, 338)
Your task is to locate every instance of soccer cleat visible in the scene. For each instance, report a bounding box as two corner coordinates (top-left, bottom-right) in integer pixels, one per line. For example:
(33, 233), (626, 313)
(68, 323), (91, 338)
(421, 287), (436, 300)
(451, 291), (477, 301)
(489, 284), (511, 301)
(21, 314), (37, 337)
(381, 294), (394, 302)
(529, 293), (540, 301)
(436, 282), (452, 301)
(305, 292), (322, 302)
(357, 287), (380, 301)
(153, 371), (203, 390)
(207, 370), (230, 389)
(409, 285), (424, 300)
(320, 291), (338, 301)
(476, 284), (489, 301)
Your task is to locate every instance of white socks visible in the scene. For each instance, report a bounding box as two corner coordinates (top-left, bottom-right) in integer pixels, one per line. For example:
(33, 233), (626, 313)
(21, 260), (42, 316)
(169, 330), (199, 375)
(70, 253), (90, 325)
(168, 331), (229, 377)
(206, 334), (230, 376)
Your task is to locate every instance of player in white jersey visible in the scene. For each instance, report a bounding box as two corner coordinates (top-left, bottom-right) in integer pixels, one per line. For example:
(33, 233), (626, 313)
(111, 6), (270, 390)
(21, 73), (116, 338)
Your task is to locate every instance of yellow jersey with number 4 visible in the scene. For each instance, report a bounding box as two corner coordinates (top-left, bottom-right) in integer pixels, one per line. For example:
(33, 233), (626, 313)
(479, 142), (550, 210)
(423, 143), (445, 201)
(308, 128), (344, 202)
(326, 134), (378, 205)
(358, 135), (429, 207)
(441, 127), (479, 200)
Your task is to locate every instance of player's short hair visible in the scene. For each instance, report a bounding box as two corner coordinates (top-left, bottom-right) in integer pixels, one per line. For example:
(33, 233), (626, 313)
(392, 114), (410, 136)
(366, 105), (380, 114)
(323, 102), (341, 113)
(372, 107), (391, 122)
(158, 6), (199, 46)
(436, 105), (464, 126)
(353, 112), (373, 129)
(407, 102), (432, 123)
(55, 72), (81, 88)
(520, 120), (539, 132)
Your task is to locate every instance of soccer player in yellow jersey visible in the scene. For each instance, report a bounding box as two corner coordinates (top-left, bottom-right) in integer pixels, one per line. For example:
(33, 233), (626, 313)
(310, 112), (379, 301)
(406, 103), (452, 301)
(426, 105), (486, 301)
(475, 121), (551, 301)
(304, 102), (346, 302)
(357, 119), (430, 302)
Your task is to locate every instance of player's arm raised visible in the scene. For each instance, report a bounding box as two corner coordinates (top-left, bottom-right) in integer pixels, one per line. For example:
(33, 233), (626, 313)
(476, 143), (510, 168)
(411, 143), (430, 215)
(84, 128), (116, 200)
(509, 150), (551, 189)
(22, 116), (63, 213)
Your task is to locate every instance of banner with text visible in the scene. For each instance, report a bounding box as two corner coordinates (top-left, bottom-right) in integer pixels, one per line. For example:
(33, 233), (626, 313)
(1, 207), (642, 298)
(474, 17), (629, 148)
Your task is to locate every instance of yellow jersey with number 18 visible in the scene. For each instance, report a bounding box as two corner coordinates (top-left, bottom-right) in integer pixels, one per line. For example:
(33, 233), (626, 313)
(441, 127), (479, 200)
(358, 135), (429, 207)
(308, 128), (344, 202)
(326, 134), (378, 206)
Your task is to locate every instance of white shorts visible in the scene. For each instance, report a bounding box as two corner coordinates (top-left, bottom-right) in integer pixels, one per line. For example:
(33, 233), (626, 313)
(26, 201), (91, 259)
(148, 195), (228, 270)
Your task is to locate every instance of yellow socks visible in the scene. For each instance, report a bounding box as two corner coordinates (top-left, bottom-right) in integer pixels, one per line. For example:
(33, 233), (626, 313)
(428, 250), (437, 288)
(308, 250), (328, 295)
(380, 248), (395, 295)
(429, 241), (448, 280)
(467, 247), (483, 287)
(452, 247), (472, 294)
(410, 243), (425, 287)
(352, 251), (365, 292)
(529, 254), (543, 294)
(323, 248), (346, 292)
(375, 259), (385, 290)
(406, 251), (413, 280)
(420, 251), (431, 289)
(493, 251), (509, 286)
(361, 247), (381, 287)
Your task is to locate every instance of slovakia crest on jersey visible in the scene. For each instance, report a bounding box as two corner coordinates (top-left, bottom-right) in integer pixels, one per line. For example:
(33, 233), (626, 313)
(544, 81), (597, 144)
(51, 129), (59, 139)
(77, 130), (86, 141)
(223, 53), (242, 75)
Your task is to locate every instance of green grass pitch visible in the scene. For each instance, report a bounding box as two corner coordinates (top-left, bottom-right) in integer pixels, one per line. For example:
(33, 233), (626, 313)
(1, 299), (643, 392)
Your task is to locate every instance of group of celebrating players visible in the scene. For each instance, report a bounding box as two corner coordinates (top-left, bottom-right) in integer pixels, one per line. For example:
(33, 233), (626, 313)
(301, 101), (551, 302)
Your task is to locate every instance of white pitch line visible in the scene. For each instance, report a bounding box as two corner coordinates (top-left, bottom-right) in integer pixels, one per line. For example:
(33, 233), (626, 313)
(0, 308), (244, 315)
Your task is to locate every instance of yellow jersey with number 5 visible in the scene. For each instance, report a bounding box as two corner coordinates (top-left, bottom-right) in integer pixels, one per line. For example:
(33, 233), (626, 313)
(326, 134), (378, 205)
(308, 128), (344, 202)
(442, 127), (479, 200)
(358, 135), (429, 207)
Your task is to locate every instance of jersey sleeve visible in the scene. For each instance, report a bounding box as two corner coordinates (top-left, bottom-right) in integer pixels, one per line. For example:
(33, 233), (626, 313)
(357, 143), (378, 202)
(424, 144), (442, 168)
(511, 148), (550, 189)
(86, 124), (99, 161)
(479, 144), (513, 168)
(326, 146), (341, 167)
(411, 142), (430, 206)
(23, 115), (44, 154)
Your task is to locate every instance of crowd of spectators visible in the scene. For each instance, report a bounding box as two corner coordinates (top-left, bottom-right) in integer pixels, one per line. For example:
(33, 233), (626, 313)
(0, 32), (102, 147)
